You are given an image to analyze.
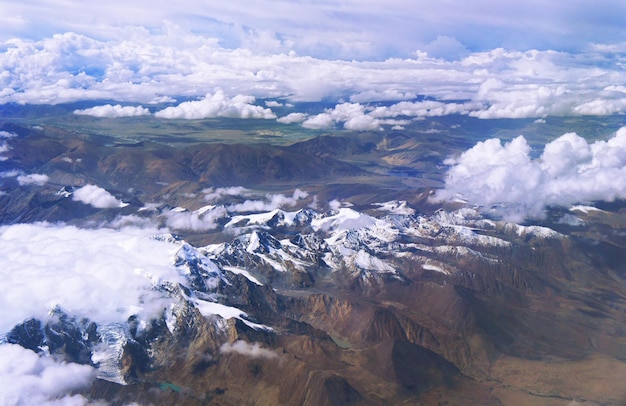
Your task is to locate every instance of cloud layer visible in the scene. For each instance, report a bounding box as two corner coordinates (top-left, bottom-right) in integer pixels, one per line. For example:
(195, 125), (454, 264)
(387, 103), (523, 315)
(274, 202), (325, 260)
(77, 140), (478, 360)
(2, 30), (626, 122)
(0, 344), (96, 406)
(433, 127), (626, 221)
(3, 1), (626, 60)
(0, 223), (184, 332)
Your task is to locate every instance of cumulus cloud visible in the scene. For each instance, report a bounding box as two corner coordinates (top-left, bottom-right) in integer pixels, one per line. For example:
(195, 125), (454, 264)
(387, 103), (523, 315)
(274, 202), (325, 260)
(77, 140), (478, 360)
(162, 205), (228, 231)
(0, 131), (17, 139)
(370, 100), (479, 118)
(344, 114), (381, 131)
(372, 200), (415, 215)
(154, 91), (276, 120)
(203, 186), (253, 203)
(0, 223), (185, 333)
(17, 173), (49, 186)
(277, 112), (309, 124)
(300, 99), (482, 130)
(302, 113), (335, 129)
(219, 340), (277, 359)
(0, 131), (20, 165)
(227, 189), (308, 212)
(432, 127), (626, 221)
(108, 214), (155, 229)
(0, 344), (96, 406)
(72, 184), (128, 209)
(573, 99), (626, 116)
(302, 103), (382, 131)
(0, 170), (20, 178)
(0, 141), (11, 161)
(73, 104), (150, 118)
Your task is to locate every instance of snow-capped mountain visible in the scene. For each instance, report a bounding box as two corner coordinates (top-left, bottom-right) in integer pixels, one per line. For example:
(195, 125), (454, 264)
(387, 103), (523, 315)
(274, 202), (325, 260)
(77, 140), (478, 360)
(5, 201), (626, 405)
(2, 233), (273, 385)
(202, 204), (554, 290)
(2, 203), (552, 386)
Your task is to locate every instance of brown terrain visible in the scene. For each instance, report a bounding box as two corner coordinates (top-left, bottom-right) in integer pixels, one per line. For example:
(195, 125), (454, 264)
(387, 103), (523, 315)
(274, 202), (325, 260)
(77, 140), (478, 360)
(2, 121), (626, 405)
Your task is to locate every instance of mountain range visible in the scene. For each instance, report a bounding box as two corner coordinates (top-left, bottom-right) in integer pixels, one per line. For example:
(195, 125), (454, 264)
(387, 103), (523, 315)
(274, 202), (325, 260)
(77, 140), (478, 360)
(2, 118), (626, 405)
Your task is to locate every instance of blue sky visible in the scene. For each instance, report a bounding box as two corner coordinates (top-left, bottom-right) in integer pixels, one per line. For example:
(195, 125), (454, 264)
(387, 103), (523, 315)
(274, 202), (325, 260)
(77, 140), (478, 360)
(3, 0), (626, 59)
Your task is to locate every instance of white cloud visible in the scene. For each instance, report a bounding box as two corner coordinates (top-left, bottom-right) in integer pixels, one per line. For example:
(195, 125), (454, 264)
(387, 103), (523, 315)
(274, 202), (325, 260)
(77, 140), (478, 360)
(162, 205), (228, 231)
(432, 127), (626, 221)
(17, 173), (49, 186)
(265, 100), (283, 107)
(277, 112), (309, 124)
(154, 91), (276, 120)
(302, 113), (335, 129)
(2, 26), (626, 121)
(301, 103), (382, 131)
(0, 221), (222, 403)
(573, 99), (626, 116)
(72, 184), (128, 209)
(349, 90), (417, 103)
(344, 114), (381, 131)
(300, 100), (480, 131)
(328, 199), (342, 211)
(0, 131), (17, 139)
(0, 223), (185, 333)
(108, 214), (155, 229)
(219, 340), (277, 359)
(369, 100), (479, 118)
(372, 201), (415, 215)
(203, 186), (253, 203)
(0, 170), (21, 178)
(73, 104), (150, 118)
(227, 189), (308, 212)
(5, 1), (626, 62)
(0, 344), (96, 406)
(421, 35), (469, 60)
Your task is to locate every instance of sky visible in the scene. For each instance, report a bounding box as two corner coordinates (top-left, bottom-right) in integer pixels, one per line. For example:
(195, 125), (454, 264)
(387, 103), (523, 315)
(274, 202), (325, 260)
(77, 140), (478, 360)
(3, 1), (626, 58)
(1, 1), (626, 123)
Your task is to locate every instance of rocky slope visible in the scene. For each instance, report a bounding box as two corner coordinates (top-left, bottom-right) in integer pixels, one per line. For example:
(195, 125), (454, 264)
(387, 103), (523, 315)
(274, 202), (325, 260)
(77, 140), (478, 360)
(4, 201), (626, 405)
